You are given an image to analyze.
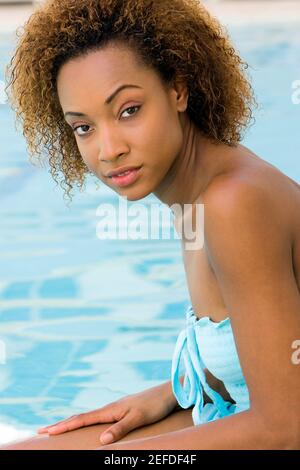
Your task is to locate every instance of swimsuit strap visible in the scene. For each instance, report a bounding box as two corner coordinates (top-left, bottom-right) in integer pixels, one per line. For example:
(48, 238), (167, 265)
(171, 307), (231, 423)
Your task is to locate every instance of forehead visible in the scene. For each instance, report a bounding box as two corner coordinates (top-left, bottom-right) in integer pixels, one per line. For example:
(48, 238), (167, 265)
(56, 44), (158, 105)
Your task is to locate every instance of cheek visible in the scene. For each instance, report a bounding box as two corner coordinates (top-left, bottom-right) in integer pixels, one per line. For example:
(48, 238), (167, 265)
(78, 148), (115, 188)
(77, 145), (97, 172)
(144, 112), (182, 167)
(139, 113), (171, 152)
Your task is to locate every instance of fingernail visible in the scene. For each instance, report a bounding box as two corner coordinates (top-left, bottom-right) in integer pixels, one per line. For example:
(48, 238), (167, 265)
(100, 432), (113, 445)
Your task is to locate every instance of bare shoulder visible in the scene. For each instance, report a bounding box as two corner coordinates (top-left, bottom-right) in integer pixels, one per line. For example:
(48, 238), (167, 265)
(202, 145), (300, 239)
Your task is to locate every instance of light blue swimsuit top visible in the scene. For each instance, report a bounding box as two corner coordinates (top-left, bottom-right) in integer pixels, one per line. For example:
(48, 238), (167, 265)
(171, 304), (250, 425)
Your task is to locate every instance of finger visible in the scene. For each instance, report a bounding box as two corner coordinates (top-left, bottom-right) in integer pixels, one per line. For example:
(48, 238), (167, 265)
(37, 415), (78, 434)
(46, 416), (88, 435)
(38, 401), (126, 435)
(47, 404), (124, 436)
(99, 412), (140, 445)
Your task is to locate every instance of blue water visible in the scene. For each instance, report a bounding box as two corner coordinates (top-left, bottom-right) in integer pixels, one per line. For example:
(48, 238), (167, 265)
(0, 22), (299, 444)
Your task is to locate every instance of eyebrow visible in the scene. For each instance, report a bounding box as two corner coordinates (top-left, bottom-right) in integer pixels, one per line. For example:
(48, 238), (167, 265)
(64, 84), (142, 118)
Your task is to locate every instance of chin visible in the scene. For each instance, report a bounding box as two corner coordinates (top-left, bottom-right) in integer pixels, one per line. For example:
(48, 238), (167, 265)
(119, 187), (152, 201)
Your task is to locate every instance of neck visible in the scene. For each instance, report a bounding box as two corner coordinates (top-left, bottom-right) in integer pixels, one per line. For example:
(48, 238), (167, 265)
(153, 113), (233, 211)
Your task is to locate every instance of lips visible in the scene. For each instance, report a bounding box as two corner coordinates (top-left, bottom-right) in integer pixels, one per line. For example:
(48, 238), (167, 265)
(109, 166), (143, 188)
(106, 165), (142, 178)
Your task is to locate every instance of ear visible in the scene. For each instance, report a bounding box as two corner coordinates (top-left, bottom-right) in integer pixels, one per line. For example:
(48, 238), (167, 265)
(171, 77), (189, 112)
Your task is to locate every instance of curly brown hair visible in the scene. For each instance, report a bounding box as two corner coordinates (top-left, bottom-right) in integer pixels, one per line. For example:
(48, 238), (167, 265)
(5, 0), (257, 202)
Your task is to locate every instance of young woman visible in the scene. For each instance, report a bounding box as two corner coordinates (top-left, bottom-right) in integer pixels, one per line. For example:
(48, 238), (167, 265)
(2, 0), (300, 450)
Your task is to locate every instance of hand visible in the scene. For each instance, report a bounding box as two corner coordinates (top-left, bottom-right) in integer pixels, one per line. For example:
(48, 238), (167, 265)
(37, 381), (178, 445)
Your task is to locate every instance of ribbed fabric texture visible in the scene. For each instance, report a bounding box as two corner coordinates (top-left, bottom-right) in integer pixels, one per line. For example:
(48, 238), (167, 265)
(171, 304), (250, 425)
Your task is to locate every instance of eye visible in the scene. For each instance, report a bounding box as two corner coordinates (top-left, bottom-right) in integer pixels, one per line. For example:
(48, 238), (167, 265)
(72, 105), (141, 137)
(120, 105), (141, 119)
(72, 124), (91, 137)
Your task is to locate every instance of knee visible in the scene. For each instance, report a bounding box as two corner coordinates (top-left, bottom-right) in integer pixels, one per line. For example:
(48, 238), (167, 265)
(0, 422), (113, 450)
(0, 435), (48, 450)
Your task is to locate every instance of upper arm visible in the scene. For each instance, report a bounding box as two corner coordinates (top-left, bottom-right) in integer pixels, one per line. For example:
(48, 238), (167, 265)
(204, 180), (300, 441)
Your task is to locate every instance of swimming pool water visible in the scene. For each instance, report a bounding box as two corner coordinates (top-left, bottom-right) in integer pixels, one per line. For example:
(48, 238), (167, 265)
(0, 21), (299, 444)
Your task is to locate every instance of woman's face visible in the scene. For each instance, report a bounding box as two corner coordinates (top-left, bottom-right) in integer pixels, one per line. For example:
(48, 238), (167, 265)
(57, 43), (188, 201)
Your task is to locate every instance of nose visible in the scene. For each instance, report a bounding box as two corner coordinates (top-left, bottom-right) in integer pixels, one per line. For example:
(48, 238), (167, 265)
(97, 127), (128, 163)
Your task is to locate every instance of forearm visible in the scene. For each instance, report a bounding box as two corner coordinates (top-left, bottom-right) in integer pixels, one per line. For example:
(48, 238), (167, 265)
(160, 375), (186, 412)
(100, 409), (291, 450)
